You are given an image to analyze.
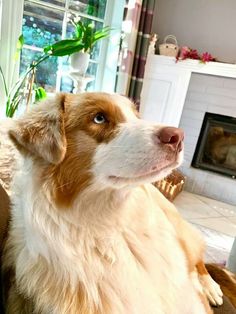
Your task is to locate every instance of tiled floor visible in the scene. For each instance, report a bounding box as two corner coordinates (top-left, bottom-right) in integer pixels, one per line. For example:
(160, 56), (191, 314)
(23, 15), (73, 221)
(173, 191), (236, 264)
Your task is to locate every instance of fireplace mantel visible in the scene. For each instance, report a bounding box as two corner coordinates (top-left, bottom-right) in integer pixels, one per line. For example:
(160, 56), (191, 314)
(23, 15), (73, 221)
(140, 55), (236, 127)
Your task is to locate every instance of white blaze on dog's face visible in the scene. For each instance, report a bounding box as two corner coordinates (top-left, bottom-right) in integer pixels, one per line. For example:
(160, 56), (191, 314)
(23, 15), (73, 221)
(91, 94), (184, 188)
(9, 92), (184, 206)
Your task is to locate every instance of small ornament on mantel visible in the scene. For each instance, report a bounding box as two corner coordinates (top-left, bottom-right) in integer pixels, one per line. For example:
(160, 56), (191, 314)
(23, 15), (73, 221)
(148, 33), (159, 55)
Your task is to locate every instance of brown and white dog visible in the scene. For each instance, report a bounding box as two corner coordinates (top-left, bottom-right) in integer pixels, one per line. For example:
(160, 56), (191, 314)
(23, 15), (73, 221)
(3, 93), (223, 313)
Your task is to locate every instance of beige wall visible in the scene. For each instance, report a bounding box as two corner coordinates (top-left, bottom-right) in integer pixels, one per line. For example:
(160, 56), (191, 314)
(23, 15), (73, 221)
(152, 0), (236, 63)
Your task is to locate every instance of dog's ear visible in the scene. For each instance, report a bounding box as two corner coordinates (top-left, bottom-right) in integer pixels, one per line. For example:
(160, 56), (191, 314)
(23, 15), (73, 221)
(9, 93), (67, 164)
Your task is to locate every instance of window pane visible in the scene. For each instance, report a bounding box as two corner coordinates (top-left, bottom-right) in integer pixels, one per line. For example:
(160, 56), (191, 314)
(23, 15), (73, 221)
(60, 75), (74, 93)
(59, 56), (74, 92)
(66, 18), (103, 61)
(28, 0), (66, 7)
(23, 2), (64, 48)
(60, 61), (98, 92)
(86, 62), (98, 91)
(20, 0), (108, 94)
(69, 0), (107, 19)
(20, 48), (58, 92)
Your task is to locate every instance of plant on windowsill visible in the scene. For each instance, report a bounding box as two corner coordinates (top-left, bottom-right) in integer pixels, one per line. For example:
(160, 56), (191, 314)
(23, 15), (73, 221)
(44, 17), (111, 75)
(71, 17), (111, 74)
(0, 20), (111, 118)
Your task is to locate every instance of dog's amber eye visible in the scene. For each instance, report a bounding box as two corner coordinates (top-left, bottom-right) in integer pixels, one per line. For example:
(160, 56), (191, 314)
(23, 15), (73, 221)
(93, 113), (106, 124)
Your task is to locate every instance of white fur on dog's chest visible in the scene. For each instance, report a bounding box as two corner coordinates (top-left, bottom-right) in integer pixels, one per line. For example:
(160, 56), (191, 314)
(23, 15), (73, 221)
(11, 172), (206, 314)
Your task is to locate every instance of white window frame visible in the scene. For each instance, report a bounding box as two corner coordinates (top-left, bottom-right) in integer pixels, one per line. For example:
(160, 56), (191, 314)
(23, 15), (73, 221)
(95, 0), (125, 92)
(0, 0), (124, 115)
(0, 0), (24, 116)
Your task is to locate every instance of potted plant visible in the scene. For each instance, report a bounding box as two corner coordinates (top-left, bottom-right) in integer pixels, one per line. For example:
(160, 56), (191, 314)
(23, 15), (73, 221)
(0, 19), (111, 117)
(69, 18), (111, 74)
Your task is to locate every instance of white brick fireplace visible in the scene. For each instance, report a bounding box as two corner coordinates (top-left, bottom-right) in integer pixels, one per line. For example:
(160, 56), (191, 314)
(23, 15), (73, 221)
(140, 55), (236, 205)
(179, 74), (236, 204)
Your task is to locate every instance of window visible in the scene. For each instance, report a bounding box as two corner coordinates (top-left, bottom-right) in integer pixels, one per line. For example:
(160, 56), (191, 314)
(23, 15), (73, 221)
(20, 0), (110, 93)
(0, 0), (124, 118)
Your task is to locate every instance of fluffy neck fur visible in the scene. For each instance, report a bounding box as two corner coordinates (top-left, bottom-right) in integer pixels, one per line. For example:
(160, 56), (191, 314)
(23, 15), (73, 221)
(7, 158), (207, 314)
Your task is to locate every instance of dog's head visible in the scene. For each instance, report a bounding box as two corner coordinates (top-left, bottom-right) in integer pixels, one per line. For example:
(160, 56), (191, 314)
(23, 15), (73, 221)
(9, 93), (184, 205)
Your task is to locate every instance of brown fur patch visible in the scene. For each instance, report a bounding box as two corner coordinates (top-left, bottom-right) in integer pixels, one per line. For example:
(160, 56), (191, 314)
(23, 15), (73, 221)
(9, 94), (67, 165)
(9, 92), (129, 208)
(206, 263), (236, 309)
(64, 93), (127, 143)
(45, 93), (127, 207)
(197, 260), (209, 276)
(46, 131), (95, 207)
(179, 238), (196, 273)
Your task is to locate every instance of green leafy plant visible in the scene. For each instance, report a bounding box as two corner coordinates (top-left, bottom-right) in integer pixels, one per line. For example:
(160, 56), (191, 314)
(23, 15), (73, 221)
(44, 38), (85, 57)
(0, 37), (48, 117)
(72, 19), (111, 53)
(34, 86), (47, 102)
(0, 18), (112, 117)
(44, 18), (111, 56)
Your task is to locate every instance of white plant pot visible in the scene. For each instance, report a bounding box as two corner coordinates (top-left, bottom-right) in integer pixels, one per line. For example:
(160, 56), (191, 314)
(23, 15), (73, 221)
(70, 51), (90, 75)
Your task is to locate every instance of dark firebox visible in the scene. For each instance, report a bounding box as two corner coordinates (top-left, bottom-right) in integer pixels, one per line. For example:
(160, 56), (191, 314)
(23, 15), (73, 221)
(192, 112), (236, 179)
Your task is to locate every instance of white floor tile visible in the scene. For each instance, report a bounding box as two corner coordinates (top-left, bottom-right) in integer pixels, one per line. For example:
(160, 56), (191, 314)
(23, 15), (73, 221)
(192, 223), (234, 251)
(227, 216), (236, 224)
(189, 217), (236, 237)
(173, 191), (236, 263)
(204, 246), (230, 264)
(195, 194), (236, 217)
(173, 191), (222, 220)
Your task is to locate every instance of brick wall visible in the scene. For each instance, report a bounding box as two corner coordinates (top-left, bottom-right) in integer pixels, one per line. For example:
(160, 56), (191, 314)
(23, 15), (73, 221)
(179, 73), (236, 205)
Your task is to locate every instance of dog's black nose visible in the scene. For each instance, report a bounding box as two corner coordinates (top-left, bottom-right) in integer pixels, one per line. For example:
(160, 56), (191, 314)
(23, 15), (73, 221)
(158, 127), (184, 151)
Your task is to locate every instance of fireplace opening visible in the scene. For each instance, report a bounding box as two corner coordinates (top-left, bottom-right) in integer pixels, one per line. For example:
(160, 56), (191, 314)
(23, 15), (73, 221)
(192, 112), (236, 178)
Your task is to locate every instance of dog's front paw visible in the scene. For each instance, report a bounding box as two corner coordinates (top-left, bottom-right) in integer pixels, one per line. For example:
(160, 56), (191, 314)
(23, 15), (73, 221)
(199, 275), (223, 306)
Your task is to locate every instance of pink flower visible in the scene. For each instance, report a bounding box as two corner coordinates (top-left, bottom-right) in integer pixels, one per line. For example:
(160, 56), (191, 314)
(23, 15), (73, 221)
(176, 47), (216, 63)
(201, 52), (216, 63)
(177, 46), (200, 61)
(188, 49), (200, 60)
(179, 46), (190, 59)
